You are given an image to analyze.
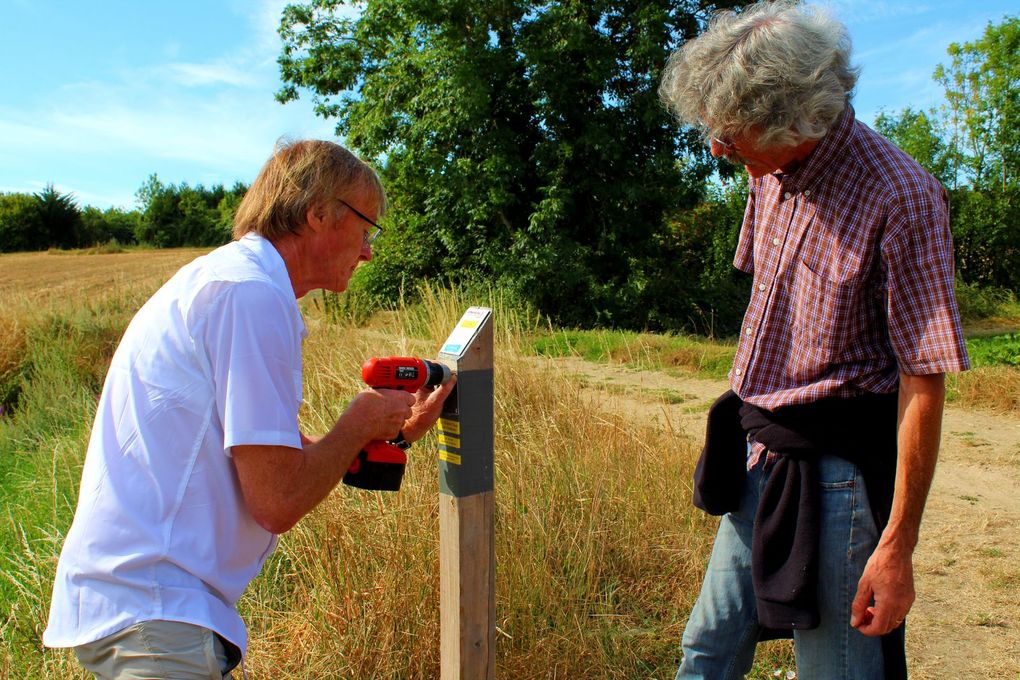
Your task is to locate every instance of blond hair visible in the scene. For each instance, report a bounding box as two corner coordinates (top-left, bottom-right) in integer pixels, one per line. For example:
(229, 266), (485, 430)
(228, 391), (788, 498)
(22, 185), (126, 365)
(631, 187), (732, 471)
(233, 139), (385, 240)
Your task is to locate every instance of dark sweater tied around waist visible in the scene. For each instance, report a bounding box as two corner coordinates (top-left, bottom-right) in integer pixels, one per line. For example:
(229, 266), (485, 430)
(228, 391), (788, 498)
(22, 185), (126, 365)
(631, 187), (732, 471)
(693, 389), (906, 680)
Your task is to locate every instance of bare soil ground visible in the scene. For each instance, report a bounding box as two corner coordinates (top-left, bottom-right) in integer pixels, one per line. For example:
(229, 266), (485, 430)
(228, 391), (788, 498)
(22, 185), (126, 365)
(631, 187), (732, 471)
(555, 357), (1020, 680)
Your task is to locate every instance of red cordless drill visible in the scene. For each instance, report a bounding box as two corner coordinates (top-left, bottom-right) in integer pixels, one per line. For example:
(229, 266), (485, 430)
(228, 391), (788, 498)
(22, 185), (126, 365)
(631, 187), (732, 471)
(342, 356), (453, 491)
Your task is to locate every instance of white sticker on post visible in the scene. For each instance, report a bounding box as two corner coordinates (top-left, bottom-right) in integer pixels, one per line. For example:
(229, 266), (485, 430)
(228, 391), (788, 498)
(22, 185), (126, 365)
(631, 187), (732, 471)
(440, 307), (491, 358)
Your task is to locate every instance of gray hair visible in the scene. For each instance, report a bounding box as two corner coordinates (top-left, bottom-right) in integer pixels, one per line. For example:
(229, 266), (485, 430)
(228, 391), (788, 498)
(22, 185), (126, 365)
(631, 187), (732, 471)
(659, 1), (859, 149)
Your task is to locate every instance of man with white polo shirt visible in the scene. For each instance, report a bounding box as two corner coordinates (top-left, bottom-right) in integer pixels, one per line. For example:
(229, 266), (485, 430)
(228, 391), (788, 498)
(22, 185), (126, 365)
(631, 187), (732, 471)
(44, 140), (455, 679)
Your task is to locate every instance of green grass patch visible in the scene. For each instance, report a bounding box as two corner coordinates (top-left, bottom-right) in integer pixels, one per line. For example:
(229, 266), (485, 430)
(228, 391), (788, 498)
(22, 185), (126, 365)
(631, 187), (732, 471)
(965, 333), (1020, 368)
(529, 328), (735, 380)
(0, 298), (134, 677)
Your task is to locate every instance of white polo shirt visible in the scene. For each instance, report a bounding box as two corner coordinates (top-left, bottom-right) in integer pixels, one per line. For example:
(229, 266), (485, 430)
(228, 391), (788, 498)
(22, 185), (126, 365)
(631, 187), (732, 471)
(44, 234), (306, 655)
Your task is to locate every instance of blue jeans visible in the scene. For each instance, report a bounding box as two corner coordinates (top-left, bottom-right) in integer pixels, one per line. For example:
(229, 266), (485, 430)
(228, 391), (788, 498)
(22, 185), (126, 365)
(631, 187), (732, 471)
(676, 453), (885, 679)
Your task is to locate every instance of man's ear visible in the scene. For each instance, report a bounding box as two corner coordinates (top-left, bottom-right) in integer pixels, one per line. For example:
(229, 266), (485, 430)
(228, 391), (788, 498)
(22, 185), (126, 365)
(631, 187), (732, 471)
(305, 201), (327, 232)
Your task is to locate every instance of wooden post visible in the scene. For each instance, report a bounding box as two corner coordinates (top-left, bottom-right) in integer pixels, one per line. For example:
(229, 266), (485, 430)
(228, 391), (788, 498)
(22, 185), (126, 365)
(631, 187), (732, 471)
(436, 308), (495, 680)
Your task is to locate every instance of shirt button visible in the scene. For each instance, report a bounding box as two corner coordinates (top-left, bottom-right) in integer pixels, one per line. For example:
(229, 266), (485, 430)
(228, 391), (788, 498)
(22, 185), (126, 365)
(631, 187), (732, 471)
(804, 190), (811, 197)
(758, 283), (766, 291)
(745, 327), (752, 336)
(772, 238), (780, 246)
(783, 192), (792, 200)
(734, 368), (742, 376)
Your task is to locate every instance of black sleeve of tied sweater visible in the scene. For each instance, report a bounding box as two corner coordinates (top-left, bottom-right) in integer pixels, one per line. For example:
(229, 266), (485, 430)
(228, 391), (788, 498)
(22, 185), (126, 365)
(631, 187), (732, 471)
(693, 390), (747, 515)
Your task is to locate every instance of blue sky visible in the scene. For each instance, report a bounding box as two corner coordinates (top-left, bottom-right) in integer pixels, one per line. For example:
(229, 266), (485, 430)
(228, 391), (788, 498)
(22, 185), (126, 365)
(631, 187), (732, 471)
(1, 1), (1016, 210)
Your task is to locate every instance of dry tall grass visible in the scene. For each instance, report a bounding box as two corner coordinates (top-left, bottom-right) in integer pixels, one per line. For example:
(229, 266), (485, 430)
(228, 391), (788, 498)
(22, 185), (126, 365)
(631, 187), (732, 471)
(12, 245), (1017, 678)
(951, 366), (1020, 414)
(239, 295), (717, 678)
(0, 251), (724, 679)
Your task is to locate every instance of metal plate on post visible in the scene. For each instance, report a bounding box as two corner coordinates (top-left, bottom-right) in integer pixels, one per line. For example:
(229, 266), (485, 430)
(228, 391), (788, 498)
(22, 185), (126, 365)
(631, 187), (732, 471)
(436, 307), (493, 498)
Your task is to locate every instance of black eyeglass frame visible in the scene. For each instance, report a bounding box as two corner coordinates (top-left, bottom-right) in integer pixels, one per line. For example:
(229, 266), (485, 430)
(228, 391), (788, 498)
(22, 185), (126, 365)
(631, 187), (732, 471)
(336, 198), (383, 244)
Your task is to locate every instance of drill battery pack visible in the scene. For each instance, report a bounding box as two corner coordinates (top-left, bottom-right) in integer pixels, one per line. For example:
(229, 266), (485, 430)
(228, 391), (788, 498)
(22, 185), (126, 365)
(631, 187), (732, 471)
(342, 440), (409, 491)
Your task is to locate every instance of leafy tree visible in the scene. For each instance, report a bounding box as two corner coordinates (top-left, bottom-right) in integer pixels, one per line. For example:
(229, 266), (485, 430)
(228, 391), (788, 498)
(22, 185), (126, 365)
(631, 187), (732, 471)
(934, 15), (1019, 190)
(0, 193), (45, 252)
(135, 176), (180, 247)
(215, 187), (247, 241)
(79, 206), (140, 246)
(651, 179), (750, 335)
(34, 183), (81, 249)
(873, 107), (953, 187)
(950, 187), (1020, 291)
(135, 173), (165, 214)
(278, 0), (744, 329)
(177, 187), (218, 246)
(134, 175), (242, 247)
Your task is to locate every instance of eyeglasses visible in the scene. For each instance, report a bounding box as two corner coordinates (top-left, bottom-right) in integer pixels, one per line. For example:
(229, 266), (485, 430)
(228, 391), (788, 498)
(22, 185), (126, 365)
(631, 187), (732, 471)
(710, 135), (752, 166)
(337, 198), (383, 245)
(711, 136), (737, 154)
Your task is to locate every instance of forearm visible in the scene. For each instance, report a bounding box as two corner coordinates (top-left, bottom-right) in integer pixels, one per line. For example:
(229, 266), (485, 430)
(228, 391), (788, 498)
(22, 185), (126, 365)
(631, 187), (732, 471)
(233, 412), (375, 534)
(233, 383), (447, 534)
(880, 372), (946, 552)
(852, 372), (946, 634)
(297, 413), (376, 502)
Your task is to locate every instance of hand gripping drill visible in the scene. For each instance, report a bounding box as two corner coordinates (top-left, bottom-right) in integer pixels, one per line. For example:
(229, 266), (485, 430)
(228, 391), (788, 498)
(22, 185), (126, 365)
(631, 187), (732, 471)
(342, 356), (453, 491)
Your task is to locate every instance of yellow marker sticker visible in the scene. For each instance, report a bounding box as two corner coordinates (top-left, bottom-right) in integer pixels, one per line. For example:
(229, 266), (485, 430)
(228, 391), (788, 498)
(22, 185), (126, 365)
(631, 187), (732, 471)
(438, 418), (461, 435)
(438, 433), (461, 448)
(439, 450), (462, 465)
(459, 319), (479, 329)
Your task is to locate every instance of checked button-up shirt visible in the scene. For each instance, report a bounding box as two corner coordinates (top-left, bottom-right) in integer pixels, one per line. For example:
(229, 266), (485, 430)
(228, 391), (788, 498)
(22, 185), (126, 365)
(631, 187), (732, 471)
(730, 105), (969, 422)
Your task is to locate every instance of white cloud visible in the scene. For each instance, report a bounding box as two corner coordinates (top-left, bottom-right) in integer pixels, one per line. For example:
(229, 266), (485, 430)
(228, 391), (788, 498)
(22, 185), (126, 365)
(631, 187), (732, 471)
(0, 0), (340, 208)
(237, 0), (308, 71)
(163, 62), (260, 88)
(248, 0), (363, 60)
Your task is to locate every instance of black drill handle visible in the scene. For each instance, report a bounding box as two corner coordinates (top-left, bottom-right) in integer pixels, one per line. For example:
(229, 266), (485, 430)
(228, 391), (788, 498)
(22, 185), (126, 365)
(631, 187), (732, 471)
(342, 441), (407, 491)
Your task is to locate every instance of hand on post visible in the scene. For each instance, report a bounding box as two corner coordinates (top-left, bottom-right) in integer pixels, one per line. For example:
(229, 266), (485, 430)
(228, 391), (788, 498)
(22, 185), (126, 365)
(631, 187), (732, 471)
(401, 376), (457, 443)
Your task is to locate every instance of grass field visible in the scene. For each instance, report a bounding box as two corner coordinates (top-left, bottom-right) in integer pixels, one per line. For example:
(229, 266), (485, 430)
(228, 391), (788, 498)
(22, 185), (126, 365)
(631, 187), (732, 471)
(1, 247), (1017, 678)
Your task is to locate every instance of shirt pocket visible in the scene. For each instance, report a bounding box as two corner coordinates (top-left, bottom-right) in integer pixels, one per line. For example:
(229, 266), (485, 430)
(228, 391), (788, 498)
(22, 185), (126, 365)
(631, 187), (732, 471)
(791, 258), (862, 368)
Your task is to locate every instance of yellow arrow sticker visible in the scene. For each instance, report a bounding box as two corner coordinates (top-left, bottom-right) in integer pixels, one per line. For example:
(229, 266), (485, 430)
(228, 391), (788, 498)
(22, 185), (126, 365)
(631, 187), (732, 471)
(439, 450), (462, 465)
(438, 418), (461, 435)
(438, 433), (461, 448)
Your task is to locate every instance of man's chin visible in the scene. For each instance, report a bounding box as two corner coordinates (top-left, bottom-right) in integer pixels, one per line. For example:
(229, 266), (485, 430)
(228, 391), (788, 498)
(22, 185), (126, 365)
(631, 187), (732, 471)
(322, 278), (350, 294)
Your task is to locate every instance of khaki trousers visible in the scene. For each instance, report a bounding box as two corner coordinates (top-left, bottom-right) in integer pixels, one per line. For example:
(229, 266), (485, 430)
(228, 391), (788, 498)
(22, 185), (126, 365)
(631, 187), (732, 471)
(74, 620), (241, 680)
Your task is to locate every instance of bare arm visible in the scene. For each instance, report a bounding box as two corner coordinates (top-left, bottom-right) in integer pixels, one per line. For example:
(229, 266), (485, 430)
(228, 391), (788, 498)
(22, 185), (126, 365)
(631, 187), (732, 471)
(851, 372), (946, 636)
(232, 388), (414, 534)
(232, 378), (456, 534)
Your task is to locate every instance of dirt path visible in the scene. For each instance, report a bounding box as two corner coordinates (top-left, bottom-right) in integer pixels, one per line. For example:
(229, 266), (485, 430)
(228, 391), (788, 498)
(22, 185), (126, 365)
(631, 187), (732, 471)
(554, 357), (1020, 679)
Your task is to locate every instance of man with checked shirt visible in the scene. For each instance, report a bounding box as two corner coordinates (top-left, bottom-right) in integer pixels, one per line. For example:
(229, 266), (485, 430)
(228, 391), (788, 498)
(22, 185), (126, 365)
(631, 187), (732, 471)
(659, 2), (969, 678)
